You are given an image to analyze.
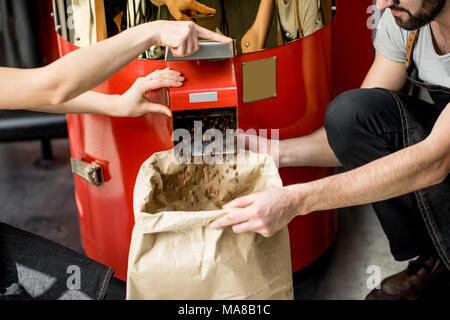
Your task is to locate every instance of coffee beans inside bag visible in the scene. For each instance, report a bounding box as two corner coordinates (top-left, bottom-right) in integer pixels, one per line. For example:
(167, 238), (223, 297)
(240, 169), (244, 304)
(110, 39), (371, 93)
(126, 150), (293, 300)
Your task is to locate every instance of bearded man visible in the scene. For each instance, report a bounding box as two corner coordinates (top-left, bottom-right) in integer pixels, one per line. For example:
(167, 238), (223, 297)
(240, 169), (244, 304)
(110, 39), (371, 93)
(211, 0), (450, 300)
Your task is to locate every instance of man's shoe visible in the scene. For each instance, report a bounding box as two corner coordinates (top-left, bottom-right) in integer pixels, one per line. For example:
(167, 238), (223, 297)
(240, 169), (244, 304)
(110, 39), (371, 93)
(365, 255), (450, 300)
(365, 289), (398, 300)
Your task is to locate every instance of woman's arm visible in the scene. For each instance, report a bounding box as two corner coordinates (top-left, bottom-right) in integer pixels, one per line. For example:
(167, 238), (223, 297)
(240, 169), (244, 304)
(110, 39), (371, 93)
(0, 20), (231, 112)
(34, 68), (184, 117)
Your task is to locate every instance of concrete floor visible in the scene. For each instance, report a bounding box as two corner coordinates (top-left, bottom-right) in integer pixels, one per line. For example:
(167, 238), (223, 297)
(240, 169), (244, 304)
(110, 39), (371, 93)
(0, 139), (407, 300)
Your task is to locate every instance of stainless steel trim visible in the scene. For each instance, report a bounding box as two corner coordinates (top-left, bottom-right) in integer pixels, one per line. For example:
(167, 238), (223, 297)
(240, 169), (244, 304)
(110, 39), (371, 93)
(165, 41), (234, 61)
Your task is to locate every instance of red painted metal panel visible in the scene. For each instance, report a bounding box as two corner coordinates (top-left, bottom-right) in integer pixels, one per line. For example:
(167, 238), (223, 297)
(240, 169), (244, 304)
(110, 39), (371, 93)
(234, 22), (336, 272)
(37, 0), (60, 65)
(168, 58), (238, 110)
(333, 0), (374, 95)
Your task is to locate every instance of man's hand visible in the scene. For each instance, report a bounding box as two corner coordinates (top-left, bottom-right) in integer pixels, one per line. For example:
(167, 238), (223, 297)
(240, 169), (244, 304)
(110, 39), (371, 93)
(209, 187), (302, 237)
(113, 68), (184, 117)
(150, 20), (232, 57)
(163, 0), (216, 21)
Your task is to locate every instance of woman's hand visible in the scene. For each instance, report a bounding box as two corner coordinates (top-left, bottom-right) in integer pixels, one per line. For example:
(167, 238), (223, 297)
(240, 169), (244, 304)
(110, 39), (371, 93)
(150, 20), (232, 57)
(113, 68), (184, 117)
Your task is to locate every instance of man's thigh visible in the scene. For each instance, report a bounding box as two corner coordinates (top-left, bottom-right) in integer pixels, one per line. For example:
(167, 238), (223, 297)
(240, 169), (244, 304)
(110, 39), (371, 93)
(324, 88), (438, 169)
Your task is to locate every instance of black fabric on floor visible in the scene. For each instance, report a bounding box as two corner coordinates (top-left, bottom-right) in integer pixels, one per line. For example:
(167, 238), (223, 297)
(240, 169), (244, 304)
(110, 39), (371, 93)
(0, 222), (115, 300)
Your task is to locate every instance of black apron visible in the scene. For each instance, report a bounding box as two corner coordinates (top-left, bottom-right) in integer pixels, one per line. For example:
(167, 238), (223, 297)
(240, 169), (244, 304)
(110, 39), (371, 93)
(403, 29), (450, 270)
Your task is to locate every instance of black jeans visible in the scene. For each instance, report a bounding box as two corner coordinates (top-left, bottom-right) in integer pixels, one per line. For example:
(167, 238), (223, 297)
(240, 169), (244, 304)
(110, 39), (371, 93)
(0, 222), (125, 300)
(324, 88), (450, 269)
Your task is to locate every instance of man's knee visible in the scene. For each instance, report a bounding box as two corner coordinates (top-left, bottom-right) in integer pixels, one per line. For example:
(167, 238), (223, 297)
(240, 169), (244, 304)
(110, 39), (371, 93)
(324, 88), (399, 162)
(325, 88), (398, 136)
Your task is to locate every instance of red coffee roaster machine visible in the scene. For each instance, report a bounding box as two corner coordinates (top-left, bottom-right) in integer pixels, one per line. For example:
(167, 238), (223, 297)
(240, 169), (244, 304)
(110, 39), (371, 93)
(52, 0), (374, 281)
(166, 41), (239, 157)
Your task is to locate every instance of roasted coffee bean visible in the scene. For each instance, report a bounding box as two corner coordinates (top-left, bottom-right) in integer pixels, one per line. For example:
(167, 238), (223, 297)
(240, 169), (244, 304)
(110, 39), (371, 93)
(235, 171), (238, 176)
(225, 168), (229, 174)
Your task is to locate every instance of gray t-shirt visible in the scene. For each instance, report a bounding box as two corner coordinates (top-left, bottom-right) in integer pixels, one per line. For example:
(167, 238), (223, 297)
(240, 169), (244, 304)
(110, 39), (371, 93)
(374, 9), (450, 88)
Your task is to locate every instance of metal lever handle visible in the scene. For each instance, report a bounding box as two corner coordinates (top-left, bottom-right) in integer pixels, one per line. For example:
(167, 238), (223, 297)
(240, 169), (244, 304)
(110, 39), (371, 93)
(71, 158), (104, 187)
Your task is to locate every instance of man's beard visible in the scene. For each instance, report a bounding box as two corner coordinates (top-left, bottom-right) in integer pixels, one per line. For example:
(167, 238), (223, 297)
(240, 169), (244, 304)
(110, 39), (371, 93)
(391, 0), (446, 30)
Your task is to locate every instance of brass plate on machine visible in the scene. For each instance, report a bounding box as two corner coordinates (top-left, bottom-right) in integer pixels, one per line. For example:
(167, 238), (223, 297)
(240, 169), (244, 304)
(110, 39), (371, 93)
(242, 57), (277, 104)
(71, 158), (104, 187)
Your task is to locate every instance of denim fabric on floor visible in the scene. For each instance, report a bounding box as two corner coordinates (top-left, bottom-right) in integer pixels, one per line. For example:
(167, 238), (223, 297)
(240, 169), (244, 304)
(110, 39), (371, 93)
(0, 222), (114, 300)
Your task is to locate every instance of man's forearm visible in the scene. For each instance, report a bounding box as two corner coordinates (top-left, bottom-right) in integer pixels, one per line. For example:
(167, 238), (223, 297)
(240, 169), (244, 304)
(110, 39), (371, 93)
(279, 51), (408, 169)
(279, 127), (341, 168)
(288, 137), (448, 214)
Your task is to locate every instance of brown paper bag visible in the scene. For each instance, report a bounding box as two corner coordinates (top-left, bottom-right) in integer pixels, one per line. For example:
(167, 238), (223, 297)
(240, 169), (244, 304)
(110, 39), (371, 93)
(126, 150), (293, 300)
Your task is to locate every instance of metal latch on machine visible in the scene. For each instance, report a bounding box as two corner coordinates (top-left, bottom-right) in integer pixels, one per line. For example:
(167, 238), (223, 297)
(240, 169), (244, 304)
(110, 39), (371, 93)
(70, 158), (104, 186)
